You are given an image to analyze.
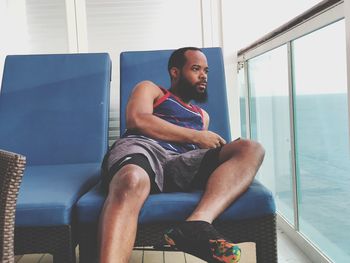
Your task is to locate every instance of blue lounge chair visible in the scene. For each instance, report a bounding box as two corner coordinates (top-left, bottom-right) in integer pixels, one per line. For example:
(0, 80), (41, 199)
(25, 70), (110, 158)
(0, 53), (111, 262)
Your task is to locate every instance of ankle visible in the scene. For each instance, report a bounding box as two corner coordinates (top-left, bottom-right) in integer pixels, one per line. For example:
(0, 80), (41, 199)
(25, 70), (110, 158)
(186, 213), (213, 223)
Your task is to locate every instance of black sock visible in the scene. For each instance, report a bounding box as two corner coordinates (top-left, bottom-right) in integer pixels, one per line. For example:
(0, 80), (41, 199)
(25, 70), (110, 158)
(175, 220), (224, 240)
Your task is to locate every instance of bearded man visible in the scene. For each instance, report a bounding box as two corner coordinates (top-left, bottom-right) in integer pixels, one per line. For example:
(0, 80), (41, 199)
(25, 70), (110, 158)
(98, 47), (265, 263)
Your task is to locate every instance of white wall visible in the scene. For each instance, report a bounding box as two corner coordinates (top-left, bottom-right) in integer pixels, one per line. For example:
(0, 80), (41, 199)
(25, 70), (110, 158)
(0, 0), (30, 89)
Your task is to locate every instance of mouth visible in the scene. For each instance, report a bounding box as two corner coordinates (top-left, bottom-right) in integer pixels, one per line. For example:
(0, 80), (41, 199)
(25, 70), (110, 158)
(197, 82), (207, 91)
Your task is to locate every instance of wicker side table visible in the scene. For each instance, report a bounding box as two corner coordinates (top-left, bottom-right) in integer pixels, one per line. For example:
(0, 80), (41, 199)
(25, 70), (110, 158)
(0, 149), (26, 263)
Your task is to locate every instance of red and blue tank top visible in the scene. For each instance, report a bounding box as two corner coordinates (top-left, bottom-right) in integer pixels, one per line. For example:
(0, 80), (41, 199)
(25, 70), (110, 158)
(122, 87), (204, 153)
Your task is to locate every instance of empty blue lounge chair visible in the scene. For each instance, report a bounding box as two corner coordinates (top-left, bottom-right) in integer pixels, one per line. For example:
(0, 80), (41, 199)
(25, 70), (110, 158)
(0, 53), (111, 263)
(77, 48), (277, 263)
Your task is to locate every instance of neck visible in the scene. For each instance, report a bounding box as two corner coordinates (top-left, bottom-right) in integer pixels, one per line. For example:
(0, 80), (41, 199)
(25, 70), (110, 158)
(169, 85), (191, 104)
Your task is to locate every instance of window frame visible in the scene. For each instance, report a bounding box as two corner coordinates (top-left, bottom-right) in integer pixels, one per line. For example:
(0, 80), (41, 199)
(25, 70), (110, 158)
(237, 1), (347, 262)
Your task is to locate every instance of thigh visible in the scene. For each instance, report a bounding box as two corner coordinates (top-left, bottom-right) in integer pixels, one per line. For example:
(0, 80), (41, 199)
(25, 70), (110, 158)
(101, 138), (164, 193)
(190, 146), (222, 190)
(163, 147), (221, 192)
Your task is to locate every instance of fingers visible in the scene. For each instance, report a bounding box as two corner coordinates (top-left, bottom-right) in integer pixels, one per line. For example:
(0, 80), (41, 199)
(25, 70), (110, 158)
(198, 131), (226, 148)
(213, 136), (225, 148)
(210, 132), (226, 148)
(219, 136), (226, 145)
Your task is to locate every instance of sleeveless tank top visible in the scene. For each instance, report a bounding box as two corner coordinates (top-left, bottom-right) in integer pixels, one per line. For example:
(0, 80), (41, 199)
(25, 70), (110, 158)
(122, 87), (204, 153)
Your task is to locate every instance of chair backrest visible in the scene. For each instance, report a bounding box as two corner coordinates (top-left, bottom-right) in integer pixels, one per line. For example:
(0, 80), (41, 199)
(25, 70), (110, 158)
(120, 47), (231, 142)
(0, 53), (111, 165)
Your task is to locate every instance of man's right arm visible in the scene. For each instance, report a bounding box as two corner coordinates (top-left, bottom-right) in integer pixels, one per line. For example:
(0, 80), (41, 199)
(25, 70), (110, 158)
(126, 81), (225, 149)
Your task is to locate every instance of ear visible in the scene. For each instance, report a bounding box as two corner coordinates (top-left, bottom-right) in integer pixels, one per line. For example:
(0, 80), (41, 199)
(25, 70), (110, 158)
(170, 67), (180, 80)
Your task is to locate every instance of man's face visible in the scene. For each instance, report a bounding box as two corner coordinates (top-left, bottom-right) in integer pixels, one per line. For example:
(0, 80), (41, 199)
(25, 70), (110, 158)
(175, 50), (209, 103)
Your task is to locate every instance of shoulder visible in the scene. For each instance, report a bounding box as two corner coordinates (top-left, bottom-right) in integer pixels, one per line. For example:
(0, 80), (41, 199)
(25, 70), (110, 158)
(134, 80), (160, 92)
(132, 81), (164, 99)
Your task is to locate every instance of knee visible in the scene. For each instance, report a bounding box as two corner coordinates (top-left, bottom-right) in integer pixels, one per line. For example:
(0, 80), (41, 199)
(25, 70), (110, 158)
(240, 139), (265, 160)
(108, 166), (150, 200)
(231, 139), (265, 160)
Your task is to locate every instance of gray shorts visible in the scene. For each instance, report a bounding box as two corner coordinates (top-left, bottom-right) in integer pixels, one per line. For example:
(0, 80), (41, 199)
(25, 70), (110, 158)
(101, 137), (222, 192)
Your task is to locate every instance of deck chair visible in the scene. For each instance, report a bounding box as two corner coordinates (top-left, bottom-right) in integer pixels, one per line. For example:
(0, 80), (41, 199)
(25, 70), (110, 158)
(0, 53), (111, 263)
(0, 149), (26, 263)
(77, 48), (277, 263)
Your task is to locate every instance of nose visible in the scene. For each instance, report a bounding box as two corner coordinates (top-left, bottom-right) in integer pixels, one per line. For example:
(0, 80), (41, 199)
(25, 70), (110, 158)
(199, 70), (207, 80)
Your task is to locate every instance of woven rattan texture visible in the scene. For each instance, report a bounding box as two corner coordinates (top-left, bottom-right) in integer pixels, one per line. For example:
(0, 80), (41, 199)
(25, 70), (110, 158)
(14, 225), (76, 263)
(0, 149), (26, 263)
(79, 214), (277, 263)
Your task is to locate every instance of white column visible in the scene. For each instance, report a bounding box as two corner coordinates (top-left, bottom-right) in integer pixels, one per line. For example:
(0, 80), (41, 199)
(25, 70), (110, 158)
(200, 0), (212, 47)
(220, 0), (241, 139)
(65, 0), (88, 53)
(74, 0), (88, 52)
(200, 0), (223, 47)
(65, 0), (78, 53)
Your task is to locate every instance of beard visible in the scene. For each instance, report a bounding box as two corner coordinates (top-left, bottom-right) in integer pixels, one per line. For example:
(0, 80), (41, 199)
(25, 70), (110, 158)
(176, 75), (208, 103)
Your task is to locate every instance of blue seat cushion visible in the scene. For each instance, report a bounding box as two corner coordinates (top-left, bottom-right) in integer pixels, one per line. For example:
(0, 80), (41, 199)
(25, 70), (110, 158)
(77, 179), (275, 224)
(15, 163), (101, 227)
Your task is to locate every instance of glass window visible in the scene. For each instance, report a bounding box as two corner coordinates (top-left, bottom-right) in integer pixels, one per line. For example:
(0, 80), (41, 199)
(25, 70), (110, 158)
(292, 19), (349, 262)
(238, 66), (247, 138)
(248, 45), (295, 224)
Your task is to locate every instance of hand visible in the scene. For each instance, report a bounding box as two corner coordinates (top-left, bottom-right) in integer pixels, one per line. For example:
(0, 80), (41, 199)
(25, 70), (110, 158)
(195, 130), (226, 149)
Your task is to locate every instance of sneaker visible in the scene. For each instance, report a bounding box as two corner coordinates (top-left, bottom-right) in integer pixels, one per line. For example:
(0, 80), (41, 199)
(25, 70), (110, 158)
(164, 221), (241, 263)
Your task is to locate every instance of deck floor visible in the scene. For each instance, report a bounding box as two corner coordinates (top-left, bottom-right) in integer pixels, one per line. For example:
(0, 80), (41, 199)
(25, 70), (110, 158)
(14, 228), (312, 263)
(15, 251), (208, 263)
(15, 243), (255, 263)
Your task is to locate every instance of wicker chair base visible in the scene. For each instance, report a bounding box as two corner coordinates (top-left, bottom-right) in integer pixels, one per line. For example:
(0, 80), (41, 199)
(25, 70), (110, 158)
(0, 150), (26, 263)
(79, 214), (277, 263)
(15, 225), (76, 263)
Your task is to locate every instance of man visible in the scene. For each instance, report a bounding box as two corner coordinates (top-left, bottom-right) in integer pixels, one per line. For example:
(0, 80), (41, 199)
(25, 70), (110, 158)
(98, 47), (265, 263)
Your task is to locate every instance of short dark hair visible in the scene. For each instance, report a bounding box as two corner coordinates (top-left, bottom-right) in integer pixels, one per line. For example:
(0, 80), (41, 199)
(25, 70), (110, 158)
(167, 47), (203, 74)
